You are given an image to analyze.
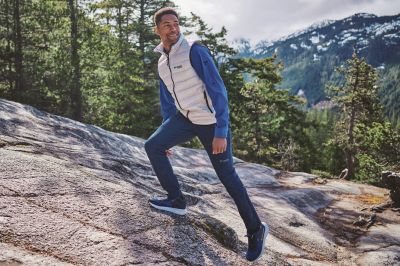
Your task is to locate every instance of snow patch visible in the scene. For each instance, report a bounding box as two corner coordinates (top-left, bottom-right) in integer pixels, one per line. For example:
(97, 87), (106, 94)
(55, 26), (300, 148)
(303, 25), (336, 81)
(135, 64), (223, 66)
(300, 42), (311, 49)
(275, 19), (335, 42)
(355, 13), (377, 19)
(366, 20), (400, 36)
(317, 45), (328, 52)
(325, 40), (334, 46)
(310, 36), (320, 44)
(290, 44), (298, 50)
(383, 33), (400, 39)
(339, 36), (358, 46)
(297, 89), (305, 97)
(358, 39), (369, 46)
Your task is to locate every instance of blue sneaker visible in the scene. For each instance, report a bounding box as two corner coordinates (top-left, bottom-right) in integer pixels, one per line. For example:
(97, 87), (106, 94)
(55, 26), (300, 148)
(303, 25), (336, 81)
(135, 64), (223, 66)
(245, 222), (269, 261)
(149, 195), (187, 215)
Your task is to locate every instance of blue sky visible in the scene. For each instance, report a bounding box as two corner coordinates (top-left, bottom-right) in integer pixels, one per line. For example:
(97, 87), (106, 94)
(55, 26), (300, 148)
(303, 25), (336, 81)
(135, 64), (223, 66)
(173, 0), (400, 44)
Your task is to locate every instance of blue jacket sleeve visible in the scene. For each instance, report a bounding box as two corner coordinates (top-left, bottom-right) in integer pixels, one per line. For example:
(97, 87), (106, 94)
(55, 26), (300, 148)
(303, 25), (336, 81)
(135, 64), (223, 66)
(159, 78), (177, 123)
(190, 44), (229, 138)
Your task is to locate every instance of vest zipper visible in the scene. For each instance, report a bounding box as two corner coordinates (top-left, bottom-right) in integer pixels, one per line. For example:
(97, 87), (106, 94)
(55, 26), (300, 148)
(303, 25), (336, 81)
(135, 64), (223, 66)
(166, 53), (184, 110)
(203, 91), (214, 113)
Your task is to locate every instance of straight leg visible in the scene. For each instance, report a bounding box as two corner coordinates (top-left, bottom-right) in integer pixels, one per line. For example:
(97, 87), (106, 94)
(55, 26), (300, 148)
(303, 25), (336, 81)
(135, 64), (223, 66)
(144, 112), (195, 199)
(195, 124), (261, 233)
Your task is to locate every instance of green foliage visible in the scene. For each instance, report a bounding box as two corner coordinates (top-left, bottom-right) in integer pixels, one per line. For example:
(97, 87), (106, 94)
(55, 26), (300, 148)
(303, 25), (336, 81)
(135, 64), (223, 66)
(379, 64), (400, 128)
(356, 122), (400, 168)
(303, 108), (345, 174)
(355, 154), (384, 184)
(0, 0), (71, 111)
(0, 0), (178, 138)
(232, 57), (312, 170)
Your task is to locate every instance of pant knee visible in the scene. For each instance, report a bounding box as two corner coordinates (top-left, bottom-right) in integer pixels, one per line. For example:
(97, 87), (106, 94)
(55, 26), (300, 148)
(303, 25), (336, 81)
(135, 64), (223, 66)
(217, 168), (239, 184)
(220, 167), (245, 183)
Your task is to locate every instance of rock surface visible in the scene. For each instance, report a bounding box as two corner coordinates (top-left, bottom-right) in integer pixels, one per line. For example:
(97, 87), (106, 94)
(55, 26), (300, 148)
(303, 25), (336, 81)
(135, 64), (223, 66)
(381, 171), (400, 206)
(0, 99), (399, 265)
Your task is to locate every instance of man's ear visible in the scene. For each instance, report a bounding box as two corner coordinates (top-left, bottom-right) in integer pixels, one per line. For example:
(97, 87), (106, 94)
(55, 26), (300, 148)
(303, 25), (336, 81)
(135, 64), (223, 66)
(154, 26), (159, 36)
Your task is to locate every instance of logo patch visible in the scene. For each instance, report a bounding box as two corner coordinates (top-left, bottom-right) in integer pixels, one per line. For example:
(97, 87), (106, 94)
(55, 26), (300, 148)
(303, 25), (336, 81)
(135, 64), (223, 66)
(174, 65), (183, 69)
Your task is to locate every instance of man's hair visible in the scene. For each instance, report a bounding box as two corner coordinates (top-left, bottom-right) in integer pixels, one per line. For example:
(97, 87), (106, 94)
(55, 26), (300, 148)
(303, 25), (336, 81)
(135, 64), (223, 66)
(154, 7), (179, 26)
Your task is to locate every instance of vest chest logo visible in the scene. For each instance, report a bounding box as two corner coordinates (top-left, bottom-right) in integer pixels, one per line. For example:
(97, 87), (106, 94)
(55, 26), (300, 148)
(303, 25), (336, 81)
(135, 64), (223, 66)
(173, 65), (183, 69)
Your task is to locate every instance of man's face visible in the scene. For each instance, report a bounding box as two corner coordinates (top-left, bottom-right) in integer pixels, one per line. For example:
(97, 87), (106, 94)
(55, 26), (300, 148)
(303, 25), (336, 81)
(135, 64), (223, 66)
(155, 14), (180, 47)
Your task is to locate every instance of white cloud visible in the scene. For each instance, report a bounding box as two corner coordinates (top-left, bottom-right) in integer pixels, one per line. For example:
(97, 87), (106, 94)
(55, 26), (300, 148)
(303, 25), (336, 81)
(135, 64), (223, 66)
(173, 0), (400, 43)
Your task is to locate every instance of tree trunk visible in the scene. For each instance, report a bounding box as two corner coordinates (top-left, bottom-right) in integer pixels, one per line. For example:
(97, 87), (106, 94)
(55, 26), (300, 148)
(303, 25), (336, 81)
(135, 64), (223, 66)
(345, 63), (360, 179)
(4, 0), (14, 92)
(14, 0), (23, 101)
(117, 4), (123, 60)
(68, 0), (82, 121)
(345, 107), (356, 179)
(253, 94), (262, 160)
(139, 0), (148, 80)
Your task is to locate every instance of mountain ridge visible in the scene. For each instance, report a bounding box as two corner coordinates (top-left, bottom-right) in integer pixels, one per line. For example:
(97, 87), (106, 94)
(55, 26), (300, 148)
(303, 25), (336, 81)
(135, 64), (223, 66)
(236, 12), (400, 121)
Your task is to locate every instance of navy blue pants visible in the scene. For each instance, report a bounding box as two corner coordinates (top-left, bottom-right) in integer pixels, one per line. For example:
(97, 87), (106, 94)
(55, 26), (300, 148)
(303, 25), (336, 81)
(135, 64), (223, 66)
(144, 111), (261, 233)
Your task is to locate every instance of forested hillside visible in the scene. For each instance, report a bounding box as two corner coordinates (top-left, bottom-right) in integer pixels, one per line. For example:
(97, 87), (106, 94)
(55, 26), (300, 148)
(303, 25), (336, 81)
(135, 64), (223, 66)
(236, 13), (400, 127)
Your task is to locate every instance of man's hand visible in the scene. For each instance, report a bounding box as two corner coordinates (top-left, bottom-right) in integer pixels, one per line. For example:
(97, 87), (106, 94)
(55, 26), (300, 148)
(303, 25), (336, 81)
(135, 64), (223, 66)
(212, 137), (227, 154)
(166, 149), (173, 157)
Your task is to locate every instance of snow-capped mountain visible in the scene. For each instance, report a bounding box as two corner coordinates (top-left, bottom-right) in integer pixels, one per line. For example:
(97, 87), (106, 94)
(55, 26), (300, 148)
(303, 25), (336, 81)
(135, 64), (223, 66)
(236, 13), (400, 116)
(252, 13), (400, 63)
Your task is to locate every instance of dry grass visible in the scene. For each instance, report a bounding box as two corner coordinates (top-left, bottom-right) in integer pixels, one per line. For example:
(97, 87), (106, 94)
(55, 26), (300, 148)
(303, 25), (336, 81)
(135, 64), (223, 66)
(354, 194), (388, 205)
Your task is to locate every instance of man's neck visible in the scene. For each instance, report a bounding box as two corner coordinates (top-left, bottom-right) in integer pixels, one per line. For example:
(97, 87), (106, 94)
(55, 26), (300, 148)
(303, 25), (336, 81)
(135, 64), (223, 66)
(163, 45), (171, 54)
(162, 37), (179, 54)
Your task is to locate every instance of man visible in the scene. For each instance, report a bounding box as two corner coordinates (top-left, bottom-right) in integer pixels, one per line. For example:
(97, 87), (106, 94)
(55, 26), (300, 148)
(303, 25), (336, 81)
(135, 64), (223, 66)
(144, 7), (268, 262)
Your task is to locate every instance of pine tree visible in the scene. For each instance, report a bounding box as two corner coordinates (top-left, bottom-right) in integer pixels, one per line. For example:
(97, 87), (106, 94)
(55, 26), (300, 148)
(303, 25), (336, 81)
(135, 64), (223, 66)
(0, 0), (14, 96)
(329, 52), (396, 181)
(238, 57), (308, 169)
(0, 0), (25, 101)
(68, 0), (82, 121)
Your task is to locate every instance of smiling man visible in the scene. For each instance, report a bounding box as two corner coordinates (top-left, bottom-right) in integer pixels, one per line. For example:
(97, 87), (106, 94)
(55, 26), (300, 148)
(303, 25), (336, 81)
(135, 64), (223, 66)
(144, 7), (268, 262)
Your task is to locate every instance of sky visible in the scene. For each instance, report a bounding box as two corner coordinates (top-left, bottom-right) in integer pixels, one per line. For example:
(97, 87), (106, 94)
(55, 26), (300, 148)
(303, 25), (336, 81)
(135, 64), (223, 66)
(173, 0), (400, 44)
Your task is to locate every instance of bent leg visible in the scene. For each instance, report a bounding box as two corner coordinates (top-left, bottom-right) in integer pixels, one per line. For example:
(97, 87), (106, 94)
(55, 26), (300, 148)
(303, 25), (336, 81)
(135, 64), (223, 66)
(144, 113), (195, 199)
(196, 125), (261, 233)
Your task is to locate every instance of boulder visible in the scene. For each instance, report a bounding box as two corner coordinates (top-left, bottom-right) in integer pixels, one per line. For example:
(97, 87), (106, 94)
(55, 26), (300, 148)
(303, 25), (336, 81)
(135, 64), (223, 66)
(1, 99), (399, 265)
(381, 171), (400, 206)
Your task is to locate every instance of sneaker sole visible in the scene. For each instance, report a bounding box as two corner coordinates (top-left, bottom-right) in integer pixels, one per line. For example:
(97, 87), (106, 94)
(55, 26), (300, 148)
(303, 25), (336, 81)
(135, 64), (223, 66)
(149, 202), (187, 215)
(253, 222), (269, 262)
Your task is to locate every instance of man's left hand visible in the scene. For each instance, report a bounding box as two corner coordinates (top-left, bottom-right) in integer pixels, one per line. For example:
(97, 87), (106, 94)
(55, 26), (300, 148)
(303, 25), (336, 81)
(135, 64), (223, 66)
(212, 137), (227, 154)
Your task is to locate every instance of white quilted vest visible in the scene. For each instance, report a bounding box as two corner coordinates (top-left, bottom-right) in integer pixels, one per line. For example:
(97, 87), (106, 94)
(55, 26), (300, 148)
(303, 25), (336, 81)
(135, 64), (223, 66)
(154, 34), (216, 125)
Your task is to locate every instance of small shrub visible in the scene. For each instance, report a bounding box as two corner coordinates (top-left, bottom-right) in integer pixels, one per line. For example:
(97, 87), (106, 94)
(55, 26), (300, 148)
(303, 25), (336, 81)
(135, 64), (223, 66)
(311, 169), (333, 179)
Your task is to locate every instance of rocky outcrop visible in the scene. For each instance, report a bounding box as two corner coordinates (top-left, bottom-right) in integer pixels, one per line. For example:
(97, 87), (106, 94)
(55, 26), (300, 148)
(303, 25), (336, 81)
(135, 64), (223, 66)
(381, 171), (400, 206)
(1, 99), (399, 265)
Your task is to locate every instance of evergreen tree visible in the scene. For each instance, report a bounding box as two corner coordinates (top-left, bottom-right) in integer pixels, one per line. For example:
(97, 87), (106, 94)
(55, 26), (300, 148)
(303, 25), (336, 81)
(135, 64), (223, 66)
(68, 0), (83, 121)
(0, 0), (71, 110)
(84, 0), (150, 136)
(329, 52), (400, 181)
(0, 0), (14, 96)
(0, 0), (26, 101)
(238, 57), (309, 169)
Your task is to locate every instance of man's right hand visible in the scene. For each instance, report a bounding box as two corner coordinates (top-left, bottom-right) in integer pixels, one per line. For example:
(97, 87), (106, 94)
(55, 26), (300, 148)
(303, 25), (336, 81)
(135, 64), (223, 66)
(166, 149), (173, 157)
